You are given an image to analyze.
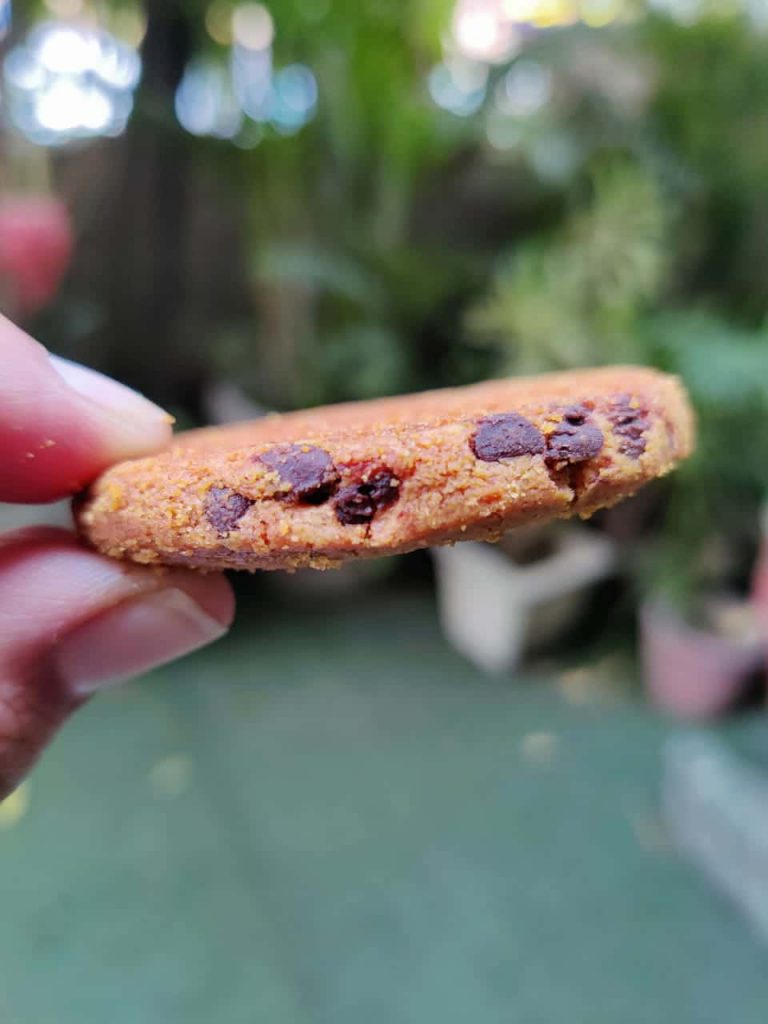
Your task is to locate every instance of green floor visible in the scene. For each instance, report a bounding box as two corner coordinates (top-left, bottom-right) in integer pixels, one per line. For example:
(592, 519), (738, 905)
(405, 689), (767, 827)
(1, 586), (766, 1024)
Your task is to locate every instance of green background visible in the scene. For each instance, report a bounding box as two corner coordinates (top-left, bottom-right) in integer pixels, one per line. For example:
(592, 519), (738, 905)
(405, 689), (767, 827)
(2, 589), (765, 1024)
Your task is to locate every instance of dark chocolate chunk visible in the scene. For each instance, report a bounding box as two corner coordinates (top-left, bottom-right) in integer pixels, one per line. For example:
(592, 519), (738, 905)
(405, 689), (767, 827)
(205, 486), (254, 534)
(546, 418), (604, 466)
(607, 394), (649, 458)
(563, 405), (588, 426)
(470, 413), (546, 462)
(334, 469), (400, 525)
(259, 443), (339, 504)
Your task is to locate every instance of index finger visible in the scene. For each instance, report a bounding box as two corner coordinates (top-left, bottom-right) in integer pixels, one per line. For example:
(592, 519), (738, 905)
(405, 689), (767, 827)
(0, 315), (173, 503)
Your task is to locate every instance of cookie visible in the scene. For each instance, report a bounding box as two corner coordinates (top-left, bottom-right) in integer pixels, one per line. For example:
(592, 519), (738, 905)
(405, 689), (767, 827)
(76, 366), (694, 572)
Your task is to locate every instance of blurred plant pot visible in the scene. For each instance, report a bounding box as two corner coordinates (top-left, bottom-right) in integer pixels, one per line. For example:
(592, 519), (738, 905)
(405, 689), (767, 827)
(0, 195), (72, 316)
(749, 515), (768, 680)
(431, 523), (616, 674)
(639, 599), (762, 720)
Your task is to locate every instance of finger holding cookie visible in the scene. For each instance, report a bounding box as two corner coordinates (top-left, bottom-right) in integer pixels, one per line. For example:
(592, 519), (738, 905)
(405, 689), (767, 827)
(0, 317), (234, 799)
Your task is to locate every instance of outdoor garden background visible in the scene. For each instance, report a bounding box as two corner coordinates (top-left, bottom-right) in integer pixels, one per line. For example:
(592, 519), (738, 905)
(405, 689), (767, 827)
(3, 1), (768, 1021)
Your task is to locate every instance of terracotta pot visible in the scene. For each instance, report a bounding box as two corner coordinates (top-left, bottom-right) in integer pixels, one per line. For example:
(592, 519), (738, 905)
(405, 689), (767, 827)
(640, 600), (762, 720)
(749, 527), (768, 675)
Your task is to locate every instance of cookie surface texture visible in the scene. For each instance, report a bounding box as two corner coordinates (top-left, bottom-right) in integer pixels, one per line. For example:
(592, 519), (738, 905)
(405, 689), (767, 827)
(76, 367), (694, 572)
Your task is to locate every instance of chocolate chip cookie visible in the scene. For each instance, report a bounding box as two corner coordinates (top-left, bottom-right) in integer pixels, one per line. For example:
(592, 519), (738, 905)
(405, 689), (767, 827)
(76, 366), (694, 572)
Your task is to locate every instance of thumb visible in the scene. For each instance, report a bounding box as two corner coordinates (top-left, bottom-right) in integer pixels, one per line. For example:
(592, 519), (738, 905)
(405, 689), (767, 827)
(0, 315), (173, 503)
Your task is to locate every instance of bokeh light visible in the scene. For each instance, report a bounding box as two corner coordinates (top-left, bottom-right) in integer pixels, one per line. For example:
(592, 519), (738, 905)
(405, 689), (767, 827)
(431, 0), (638, 118)
(268, 64), (318, 133)
(484, 107), (522, 149)
(579, 0), (624, 27)
(232, 2), (274, 50)
(451, 0), (520, 64)
(43, 0), (84, 17)
(206, 0), (235, 45)
(175, 60), (243, 138)
(3, 21), (141, 146)
(495, 59), (552, 117)
(109, 6), (147, 48)
(648, 0), (701, 23)
(428, 58), (488, 117)
(231, 39), (273, 121)
(37, 80), (111, 133)
(501, 0), (540, 19)
(178, 6), (318, 139)
(0, 0), (11, 41)
(749, 0), (768, 30)
(527, 131), (580, 181)
(526, 0), (579, 28)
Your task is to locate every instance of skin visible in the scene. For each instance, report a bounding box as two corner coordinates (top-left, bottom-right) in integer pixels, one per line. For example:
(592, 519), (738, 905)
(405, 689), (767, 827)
(0, 315), (235, 799)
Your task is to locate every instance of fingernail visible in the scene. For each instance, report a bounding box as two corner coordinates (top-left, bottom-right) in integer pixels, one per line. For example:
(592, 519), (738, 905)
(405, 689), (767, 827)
(54, 588), (229, 698)
(49, 355), (174, 448)
(49, 355), (173, 424)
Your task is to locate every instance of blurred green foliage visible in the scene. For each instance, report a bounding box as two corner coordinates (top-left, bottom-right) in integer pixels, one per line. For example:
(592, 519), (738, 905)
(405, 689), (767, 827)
(11, 2), (768, 607)
(640, 310), (768, 606)
(467, 161), (668, 373)
(180, 0), (482, 407)
(460, 13), (768, 606)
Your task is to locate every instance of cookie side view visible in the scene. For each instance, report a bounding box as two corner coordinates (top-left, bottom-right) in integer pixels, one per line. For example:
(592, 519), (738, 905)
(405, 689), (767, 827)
(76, 366), (694, 572)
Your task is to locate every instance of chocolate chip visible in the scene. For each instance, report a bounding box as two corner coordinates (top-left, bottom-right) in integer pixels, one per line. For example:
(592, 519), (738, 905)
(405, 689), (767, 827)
(607, 394), (649, 458)
(563, 405), (588, 426)
(259, 443), (340, 504)
(334, 469), (400, 525)
(546, 417), (604, 466)
(205, 486), (254, 534)
(470, 413), (546, 462)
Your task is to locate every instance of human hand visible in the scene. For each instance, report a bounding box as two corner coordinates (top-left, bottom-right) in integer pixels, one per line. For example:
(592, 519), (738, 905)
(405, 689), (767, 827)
(0, 315), (234, 799)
